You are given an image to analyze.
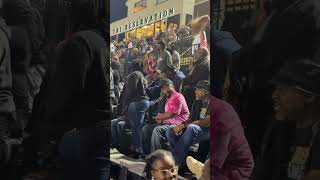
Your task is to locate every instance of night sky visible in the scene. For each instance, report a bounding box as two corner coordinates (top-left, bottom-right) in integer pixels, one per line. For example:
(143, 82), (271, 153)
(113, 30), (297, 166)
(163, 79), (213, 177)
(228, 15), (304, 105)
(110, 0), (128, 23)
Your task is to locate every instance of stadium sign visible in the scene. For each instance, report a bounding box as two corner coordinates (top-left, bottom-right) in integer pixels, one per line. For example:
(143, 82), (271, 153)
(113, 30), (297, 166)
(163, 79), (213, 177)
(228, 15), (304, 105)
(112, 8), (175, 35)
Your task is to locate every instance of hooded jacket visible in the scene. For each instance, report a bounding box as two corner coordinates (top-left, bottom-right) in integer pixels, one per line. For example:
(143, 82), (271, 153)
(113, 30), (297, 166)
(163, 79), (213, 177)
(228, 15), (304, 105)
(47, 30), (110, 137)
(123, 60), (149, 107)
(0, 18), (15, 114)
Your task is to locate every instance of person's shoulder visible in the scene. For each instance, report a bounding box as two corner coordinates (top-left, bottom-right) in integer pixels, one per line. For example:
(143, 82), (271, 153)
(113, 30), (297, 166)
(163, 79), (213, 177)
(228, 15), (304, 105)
(173, 92), (187, 101)
(211, 97), (237, 116)
(215, 96), (234, 107)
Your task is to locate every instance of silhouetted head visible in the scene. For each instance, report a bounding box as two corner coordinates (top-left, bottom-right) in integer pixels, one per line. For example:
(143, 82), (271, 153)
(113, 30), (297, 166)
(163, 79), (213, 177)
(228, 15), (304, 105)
(69, 0), (107, 36)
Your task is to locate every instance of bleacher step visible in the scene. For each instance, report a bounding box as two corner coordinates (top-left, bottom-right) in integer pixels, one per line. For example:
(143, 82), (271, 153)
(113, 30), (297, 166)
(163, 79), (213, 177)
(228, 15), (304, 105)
(110, 149), (193, 180)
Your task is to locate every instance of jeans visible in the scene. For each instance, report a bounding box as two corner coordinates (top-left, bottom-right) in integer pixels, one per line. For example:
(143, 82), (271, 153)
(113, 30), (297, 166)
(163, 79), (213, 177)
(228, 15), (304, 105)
(173, 71), (185, 93)
(142, 124), (175, 155)
(166, 124), (209, 166)
(58, 126), (110, 180)
(111, 118), (121, 148)
(127, 99), (149, 151)
(111, 118), (127, 148)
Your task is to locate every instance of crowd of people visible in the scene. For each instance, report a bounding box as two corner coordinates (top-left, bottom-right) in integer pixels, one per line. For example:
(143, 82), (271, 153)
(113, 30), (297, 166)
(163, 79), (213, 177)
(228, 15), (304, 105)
(2, 0), (319, 179)
(110, 15), (211, 179)
(0, 0), (111, 180)
(212, 0), (320, 180)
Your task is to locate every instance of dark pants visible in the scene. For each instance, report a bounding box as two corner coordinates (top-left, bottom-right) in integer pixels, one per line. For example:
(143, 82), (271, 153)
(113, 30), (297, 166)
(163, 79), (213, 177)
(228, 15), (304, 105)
(111, 118), (126, 148)
(127, 99), (149, 151)
(58, 126), (110, 180)
(173, 71), (185, 93)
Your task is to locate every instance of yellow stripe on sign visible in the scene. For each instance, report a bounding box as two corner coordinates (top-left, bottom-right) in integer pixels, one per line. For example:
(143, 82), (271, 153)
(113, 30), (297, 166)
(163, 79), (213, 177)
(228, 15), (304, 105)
(180, 56), (193, 66)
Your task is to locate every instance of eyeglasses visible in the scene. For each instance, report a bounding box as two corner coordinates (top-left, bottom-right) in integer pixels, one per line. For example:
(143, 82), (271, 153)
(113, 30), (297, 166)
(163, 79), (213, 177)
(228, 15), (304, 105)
(152, 166), (178, 178)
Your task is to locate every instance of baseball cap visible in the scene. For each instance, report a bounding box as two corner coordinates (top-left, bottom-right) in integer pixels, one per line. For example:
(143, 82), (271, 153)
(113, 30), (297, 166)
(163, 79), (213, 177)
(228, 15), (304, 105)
(271, 59), (320, 96)
(159, 78), (174, 87)
(195, 80), (210, 92)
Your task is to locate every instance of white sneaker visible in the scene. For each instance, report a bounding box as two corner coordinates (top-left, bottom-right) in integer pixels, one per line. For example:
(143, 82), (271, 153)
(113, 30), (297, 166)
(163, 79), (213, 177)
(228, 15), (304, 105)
(186, 156), (204, 179)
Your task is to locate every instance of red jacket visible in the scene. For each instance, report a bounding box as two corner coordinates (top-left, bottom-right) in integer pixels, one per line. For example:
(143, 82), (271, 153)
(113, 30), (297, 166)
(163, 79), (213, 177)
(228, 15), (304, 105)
(211, 97), (254, 180)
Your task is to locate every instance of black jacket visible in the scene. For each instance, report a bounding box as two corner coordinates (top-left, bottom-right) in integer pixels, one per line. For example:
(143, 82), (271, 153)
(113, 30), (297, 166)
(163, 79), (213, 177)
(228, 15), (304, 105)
(9, 26), (32, 73)
(187, 57), (210, 87)
(123, 70), (149, 107)
(47, 30), (110, 136)
(9, 26), (32, 110)
(0, 19), (15, 114)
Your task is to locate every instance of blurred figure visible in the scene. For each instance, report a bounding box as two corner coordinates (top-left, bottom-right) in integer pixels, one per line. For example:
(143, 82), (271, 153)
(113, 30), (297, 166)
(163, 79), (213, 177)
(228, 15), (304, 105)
(211, 95), (254, 179)
(0, 0), (16, 144)
(191, 15), (209, 55)
(46, 0), (110, 179)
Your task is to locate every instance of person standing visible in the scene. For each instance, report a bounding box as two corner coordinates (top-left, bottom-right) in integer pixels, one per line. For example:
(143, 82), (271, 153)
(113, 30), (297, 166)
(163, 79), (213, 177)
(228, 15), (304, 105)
(124, 60), (150, 155)
(46, 1), (110, 179)
(191, 15), (209, 55)
(169, 44), (181, 71)
(156, 41), (175, 78)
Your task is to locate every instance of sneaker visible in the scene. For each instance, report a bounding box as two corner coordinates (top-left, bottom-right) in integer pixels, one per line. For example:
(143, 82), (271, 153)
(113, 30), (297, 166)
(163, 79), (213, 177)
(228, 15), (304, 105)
(186, 156), (204, 179)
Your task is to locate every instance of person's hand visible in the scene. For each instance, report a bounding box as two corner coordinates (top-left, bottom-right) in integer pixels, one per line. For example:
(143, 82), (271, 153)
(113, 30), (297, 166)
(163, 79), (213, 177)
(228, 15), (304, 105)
(173, 124), (185, 135)
(156, 118), (162, 124)
(156, 113), (162, 124)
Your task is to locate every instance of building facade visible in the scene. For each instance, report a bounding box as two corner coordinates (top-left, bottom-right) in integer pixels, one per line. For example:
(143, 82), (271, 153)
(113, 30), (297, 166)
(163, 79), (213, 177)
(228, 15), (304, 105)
(111, 0), (209, 41)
